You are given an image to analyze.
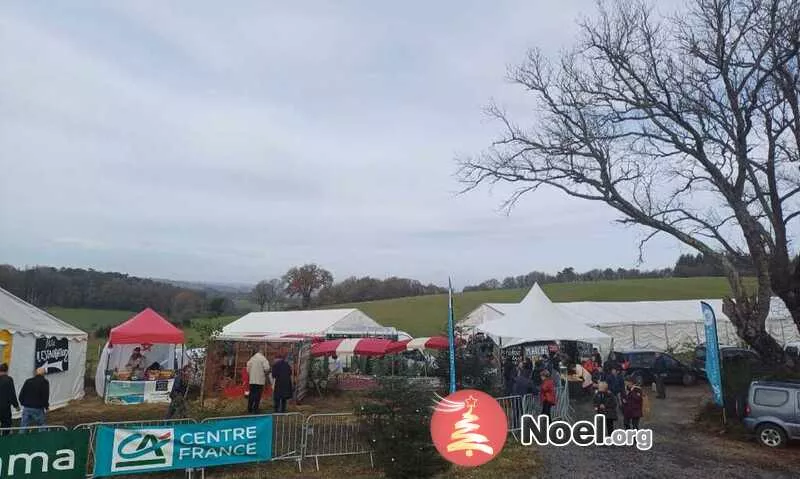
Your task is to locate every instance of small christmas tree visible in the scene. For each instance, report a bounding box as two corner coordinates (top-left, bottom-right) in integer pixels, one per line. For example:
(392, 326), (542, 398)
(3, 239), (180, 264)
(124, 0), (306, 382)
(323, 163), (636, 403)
(356, 377), (448, 478)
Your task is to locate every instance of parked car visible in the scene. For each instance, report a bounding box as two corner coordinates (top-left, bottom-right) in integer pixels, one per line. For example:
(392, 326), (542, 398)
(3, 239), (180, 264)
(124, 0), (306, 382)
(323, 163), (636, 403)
(606, 349), (696, 386)
(692, 345), (767, 379)
(743, 380), (800, 448)
(785, 342), (800, 361)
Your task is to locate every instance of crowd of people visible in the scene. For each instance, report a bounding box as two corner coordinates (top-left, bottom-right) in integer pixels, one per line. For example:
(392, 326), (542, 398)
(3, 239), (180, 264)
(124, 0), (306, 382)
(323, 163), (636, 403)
(502, 348), (650, 435)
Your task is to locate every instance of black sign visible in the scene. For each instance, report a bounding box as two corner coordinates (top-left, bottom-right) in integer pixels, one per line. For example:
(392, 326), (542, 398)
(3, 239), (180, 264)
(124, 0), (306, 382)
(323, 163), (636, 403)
(35, 336), (69, 374)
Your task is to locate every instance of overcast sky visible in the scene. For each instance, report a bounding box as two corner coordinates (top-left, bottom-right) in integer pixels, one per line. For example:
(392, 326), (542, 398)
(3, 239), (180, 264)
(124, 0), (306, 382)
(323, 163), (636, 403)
(0, 1), (692, 288)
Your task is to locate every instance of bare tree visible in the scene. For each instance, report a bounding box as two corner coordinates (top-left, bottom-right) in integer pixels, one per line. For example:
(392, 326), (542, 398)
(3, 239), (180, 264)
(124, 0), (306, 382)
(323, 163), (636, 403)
(283, 264), (334, 309)
(251, 279), (285, 311)
(458, 0), (800, 364)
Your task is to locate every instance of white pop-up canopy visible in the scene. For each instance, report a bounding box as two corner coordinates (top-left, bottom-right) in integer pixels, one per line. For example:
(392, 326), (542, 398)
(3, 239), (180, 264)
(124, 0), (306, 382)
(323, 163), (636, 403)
(475, 283), (610, 347)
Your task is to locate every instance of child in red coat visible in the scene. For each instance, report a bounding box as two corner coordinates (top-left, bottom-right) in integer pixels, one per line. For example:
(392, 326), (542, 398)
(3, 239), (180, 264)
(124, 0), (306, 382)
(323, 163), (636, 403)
(539, 370), (556, 419)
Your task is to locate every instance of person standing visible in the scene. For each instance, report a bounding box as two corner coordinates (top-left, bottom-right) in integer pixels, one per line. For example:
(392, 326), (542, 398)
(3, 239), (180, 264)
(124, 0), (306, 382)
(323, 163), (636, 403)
(593, 381), (618, 437)
(166, 365), (190, 419)
(19, 368), (49, 427)
(592, 348), (603, 368)
(652, 353), (667, 399)
(0, 363), (20, 431)
(271, 354), (293, 413)
(539, 370), (556, 419)
(502, 357), (516, 395)
(622, 379), (644, 429)
(246, 348), (270, 414)
(607, 367), (625, 405)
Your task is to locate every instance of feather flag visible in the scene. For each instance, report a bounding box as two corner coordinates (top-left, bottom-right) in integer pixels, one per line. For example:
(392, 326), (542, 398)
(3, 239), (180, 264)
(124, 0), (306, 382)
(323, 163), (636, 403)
(448, 277), (456, 394)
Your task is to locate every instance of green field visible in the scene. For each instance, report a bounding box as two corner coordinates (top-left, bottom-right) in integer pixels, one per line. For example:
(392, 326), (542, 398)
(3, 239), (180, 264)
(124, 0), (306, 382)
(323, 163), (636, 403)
(48, 277), (747, 347)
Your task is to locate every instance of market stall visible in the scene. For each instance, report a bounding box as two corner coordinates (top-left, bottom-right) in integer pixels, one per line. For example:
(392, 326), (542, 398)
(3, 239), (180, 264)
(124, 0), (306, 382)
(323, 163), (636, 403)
(201, 337), (312, 405)
(94, 308), (185, 404)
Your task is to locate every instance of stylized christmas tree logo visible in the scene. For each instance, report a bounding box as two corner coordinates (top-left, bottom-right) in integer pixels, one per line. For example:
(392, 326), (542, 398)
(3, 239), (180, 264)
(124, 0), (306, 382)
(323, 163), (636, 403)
(433, 394), (494, 458)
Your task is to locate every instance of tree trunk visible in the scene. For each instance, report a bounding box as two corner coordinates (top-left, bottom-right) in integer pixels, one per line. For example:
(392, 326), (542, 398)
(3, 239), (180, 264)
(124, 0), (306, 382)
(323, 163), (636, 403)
(722, 298), (785, 365)
(301, 294), (311, 309)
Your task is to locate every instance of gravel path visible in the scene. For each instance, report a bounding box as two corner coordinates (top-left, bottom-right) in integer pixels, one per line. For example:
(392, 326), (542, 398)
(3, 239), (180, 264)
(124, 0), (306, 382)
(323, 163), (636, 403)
(533, 385), (800, 479)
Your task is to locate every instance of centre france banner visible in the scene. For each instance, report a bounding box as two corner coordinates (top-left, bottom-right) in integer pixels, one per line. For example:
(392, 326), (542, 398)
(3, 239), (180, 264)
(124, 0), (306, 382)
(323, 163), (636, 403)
(93, 416), (273, 477)
(0, 429), (88, 479)
(700, 301), (724, 406)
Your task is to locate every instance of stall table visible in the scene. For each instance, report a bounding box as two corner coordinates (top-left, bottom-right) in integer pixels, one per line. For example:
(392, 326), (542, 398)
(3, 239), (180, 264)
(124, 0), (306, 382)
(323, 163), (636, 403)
(105, 378), (173, 405)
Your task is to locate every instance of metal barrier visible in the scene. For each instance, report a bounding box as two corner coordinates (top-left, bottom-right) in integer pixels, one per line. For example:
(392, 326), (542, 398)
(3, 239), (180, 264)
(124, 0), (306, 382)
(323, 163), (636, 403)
(495, 395), (526, 439)
(198, 413), (304, 471)
(302, 413), (373, 472)
(0, 424), (68, 435)
(74, 418), (197, 478)
(555, 378), (574, 422)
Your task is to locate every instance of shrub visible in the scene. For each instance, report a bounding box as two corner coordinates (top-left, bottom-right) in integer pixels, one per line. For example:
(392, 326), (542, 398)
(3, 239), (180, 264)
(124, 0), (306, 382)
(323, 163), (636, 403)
(356, 377), (448, 479)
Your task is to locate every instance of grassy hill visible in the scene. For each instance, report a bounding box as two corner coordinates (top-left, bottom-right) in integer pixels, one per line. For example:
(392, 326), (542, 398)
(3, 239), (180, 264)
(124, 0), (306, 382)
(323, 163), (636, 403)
(48, 277), (746, 345)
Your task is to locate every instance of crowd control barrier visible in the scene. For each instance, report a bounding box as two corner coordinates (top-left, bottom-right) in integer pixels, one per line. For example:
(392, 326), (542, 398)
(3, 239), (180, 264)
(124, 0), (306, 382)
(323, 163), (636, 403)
(302, 413), (373, 472)
(0, 392), (541, 477)
(0, 424), (68, 435)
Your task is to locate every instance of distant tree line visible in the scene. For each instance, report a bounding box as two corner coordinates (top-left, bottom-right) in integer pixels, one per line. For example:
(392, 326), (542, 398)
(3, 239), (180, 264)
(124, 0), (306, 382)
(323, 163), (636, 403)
(462, 254), (763, 292)
(0, 265), (237, 322)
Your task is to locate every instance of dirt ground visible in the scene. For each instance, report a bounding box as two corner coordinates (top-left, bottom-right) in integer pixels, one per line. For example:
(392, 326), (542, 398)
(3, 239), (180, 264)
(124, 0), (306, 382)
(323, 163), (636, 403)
(533, 384), (800, 479)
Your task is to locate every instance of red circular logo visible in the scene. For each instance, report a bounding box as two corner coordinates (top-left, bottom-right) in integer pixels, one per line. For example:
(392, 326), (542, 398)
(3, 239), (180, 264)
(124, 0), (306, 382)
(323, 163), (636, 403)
(430, 389), (507, 467)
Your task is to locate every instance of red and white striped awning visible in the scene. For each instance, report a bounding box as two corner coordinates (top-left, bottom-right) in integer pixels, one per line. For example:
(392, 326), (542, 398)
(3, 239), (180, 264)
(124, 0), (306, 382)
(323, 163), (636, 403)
(396, 336), (450, 351)
(310, 338), (406, 357)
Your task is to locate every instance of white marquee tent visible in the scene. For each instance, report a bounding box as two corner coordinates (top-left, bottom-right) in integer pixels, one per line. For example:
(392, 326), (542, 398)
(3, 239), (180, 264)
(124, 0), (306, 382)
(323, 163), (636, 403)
(0, 287), (87, 415)
(218, 309), (386, 340)
(462, 286), (800, 352)
(473, 284), (610, 346)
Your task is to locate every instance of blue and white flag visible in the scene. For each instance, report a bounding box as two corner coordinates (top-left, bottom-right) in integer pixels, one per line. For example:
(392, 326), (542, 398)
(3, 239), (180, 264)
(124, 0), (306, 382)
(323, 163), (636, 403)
(700, 301), (724, 406)
(447, 277), (456, 394)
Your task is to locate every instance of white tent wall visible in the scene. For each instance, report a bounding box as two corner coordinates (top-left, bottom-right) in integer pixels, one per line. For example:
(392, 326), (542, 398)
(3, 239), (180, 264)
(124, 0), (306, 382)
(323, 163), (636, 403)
(460, 304), (504, 328)
(8, 332), (86, 417)
(94, 342), (179, 397)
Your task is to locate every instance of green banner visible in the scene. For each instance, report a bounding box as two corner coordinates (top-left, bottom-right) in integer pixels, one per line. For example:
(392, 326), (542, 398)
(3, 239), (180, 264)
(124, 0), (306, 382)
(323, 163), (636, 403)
(0, 430), (88, 479)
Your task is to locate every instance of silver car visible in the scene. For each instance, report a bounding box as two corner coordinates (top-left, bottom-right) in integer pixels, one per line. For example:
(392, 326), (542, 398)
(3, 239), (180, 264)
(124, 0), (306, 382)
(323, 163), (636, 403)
(743, 380), (800, 448)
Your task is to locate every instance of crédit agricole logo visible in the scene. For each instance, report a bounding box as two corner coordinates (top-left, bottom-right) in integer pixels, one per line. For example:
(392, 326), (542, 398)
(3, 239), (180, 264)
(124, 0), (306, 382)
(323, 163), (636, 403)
(430, 389), (507, 467)
(111, 428), (174, 473)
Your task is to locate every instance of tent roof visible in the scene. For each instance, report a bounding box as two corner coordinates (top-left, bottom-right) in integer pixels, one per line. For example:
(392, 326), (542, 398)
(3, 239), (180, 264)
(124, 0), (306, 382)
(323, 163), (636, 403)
(110, 308), (185, 345)
(0, 287), (87, 339)
(557, 297), (790, 325)
(476, 284), (610, 345)
(219, 309), (383, 339)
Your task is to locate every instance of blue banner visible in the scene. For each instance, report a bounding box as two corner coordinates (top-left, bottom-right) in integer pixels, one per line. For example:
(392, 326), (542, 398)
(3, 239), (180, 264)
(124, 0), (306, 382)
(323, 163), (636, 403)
(700, 301), (724, 406)
(93, 416), (273, 477)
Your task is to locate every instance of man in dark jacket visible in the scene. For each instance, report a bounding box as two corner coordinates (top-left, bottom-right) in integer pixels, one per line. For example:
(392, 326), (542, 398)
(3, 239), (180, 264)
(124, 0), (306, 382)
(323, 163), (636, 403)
(652, 353), (667, 399)
(0, 363), (20, 431)
(607, 367), (625, 403)
(271, 354), (293, 413)
(19, 368), (49, 427)
(502, 357), (515, 395)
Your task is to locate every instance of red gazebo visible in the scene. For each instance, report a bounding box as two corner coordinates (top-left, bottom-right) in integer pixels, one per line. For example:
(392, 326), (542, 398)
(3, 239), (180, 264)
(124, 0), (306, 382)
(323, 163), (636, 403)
(109, 308), (185, 345)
